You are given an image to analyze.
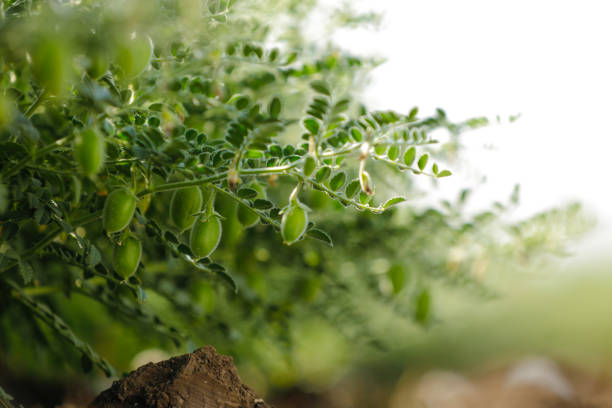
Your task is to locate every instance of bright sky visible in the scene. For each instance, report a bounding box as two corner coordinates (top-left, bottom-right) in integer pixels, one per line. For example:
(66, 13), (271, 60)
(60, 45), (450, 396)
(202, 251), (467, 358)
(320, 0), (612, 259)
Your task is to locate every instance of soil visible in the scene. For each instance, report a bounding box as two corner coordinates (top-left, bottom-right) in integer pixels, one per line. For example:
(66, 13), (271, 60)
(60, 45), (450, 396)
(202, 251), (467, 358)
(88, 346), (271, 408)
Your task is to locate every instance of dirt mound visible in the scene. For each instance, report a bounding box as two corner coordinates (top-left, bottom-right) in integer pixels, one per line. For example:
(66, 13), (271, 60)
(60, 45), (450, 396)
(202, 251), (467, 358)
(89, 345), (270, 408)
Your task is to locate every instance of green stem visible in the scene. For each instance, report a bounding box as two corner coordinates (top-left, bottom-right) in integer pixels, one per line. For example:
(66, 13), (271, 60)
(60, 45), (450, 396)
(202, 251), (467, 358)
(138, 163), (300, 197)
(2, 133), (75, 179)
(371, 155), (437, 178)
(1, 163), (303, 274)
(210, 184), (279, 227)
(304, 175), (381, 213)
(22, 286), (61, 296)
(24, 165), (75, 175)
(24, 88), (47, 118)
(0, 211), (102, 274)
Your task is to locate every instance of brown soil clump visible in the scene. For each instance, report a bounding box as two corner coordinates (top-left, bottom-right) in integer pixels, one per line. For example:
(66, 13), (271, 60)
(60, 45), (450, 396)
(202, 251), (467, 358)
(88, 345), (271, 408)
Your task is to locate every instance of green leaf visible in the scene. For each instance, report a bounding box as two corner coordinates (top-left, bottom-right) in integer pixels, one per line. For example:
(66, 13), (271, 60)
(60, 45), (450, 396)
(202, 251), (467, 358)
(359, 191), (372, 205)
(303, 118), (320, 135)
(306, 228), (333, 247)
(432, 163), (439, 174)
(315, 166), (331, 182)
(407, 106), (419, 120)
(387, 145), (400, 161)
(236, 188), (258, 199)
(86, 246), (102, 266)
(345, 180), (360, 198)
(437, 170), (452, 178)
(18, 260), (34, 284)
(329, 172), (346, 191)
(253, 199), (274, 210)
(332, 98), (350, 114)
(244, 150), (264, 159)
(374, 144), (387, 156)
(310, 80), (331, 96)
(418, 153), (429, 171)
(0, 183), (8, 215)
(349, 127), (362, 142)
(403, 147), (416, 166)
(382, 196), (406, 209)
(415, 288), (431, 324)
(228, 93), (250, 110)
(387, 264), (405, 295)
(269, 48), (279, 61)
(269, 97), (281, 118)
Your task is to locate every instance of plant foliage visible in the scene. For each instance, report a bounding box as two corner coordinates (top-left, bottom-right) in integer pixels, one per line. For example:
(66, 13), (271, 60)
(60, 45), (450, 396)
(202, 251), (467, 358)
(0, 0), (590, 402)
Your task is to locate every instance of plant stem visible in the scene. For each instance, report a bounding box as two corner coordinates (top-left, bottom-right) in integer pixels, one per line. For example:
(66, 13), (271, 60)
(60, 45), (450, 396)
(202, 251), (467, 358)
(0, 211), (102, 274)
(2, 133), (75, 179)
(24, 89), (47, 118)
(138, 162), (300, 196)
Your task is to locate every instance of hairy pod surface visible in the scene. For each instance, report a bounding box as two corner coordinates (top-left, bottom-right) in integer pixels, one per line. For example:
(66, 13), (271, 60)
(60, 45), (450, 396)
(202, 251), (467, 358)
(281, 203), (308, 245)
(86, 52), (109, 79)
(31, 38), (70, 95)
(113, 236), (142, 279)
(190, 215), (222, 259)
(170, 186), (203, 231)
(115, 34), (153, 78)
(74, 128), (105, 177)
(103, 188), (137, 233)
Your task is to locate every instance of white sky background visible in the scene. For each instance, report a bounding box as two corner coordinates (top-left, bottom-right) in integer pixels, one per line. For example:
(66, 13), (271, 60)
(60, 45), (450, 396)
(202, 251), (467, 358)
(314, 0), (612, 260)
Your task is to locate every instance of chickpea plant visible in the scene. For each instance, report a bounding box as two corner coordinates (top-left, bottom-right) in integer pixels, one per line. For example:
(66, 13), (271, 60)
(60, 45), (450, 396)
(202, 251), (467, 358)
(2, 0), (583, 404)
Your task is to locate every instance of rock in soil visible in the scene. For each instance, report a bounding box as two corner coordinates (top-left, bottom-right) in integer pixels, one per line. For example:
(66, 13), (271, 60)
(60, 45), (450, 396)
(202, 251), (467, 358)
(88, 345), (271, 408)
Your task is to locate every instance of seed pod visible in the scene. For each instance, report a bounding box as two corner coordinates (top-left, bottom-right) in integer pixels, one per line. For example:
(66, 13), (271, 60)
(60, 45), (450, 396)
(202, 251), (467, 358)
(303, 155), (316, 177)
(86, 51), (109, 79)
(237, 203), (259, 228)
(113, 236), (142, 279)
(103, 188), (137, 233)
(31, 37), (70, 95)
(281, 202), (308, 245)
(190, 214), (222, 259)
(115, 33), (153, 79)
(0, 94), (15, 129)
(359, 169), (374, 196)
(74, 128), (105, 177)
(170, 186), (203, 231)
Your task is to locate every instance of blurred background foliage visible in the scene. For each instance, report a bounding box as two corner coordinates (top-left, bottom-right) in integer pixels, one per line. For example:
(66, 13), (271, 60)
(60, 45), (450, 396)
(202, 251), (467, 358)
(0, 0), (594, 406)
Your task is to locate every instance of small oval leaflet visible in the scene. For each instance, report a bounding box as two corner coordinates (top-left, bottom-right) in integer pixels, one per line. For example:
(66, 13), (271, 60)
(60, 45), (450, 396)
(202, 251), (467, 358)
(315, 166), (331, 182)
(350, 127), (363, 142)
(418, 153), (429, 171)
(415, 288), (431, 324)
(253, 199), (274, 210)
(382, 196), (406, 210)
(329, 172), (346, 191)
(309, 80), (331, 96)
(374, 144), (387, 156)
(403, 147), (416, 166)
(306, 228), (333, 247)
(236, 188), (258, 199)
(345, 180), (361, 198)
(303, 118), (320, 135)
(269, 97), (281, 118)
(387, 145), (400, 161)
